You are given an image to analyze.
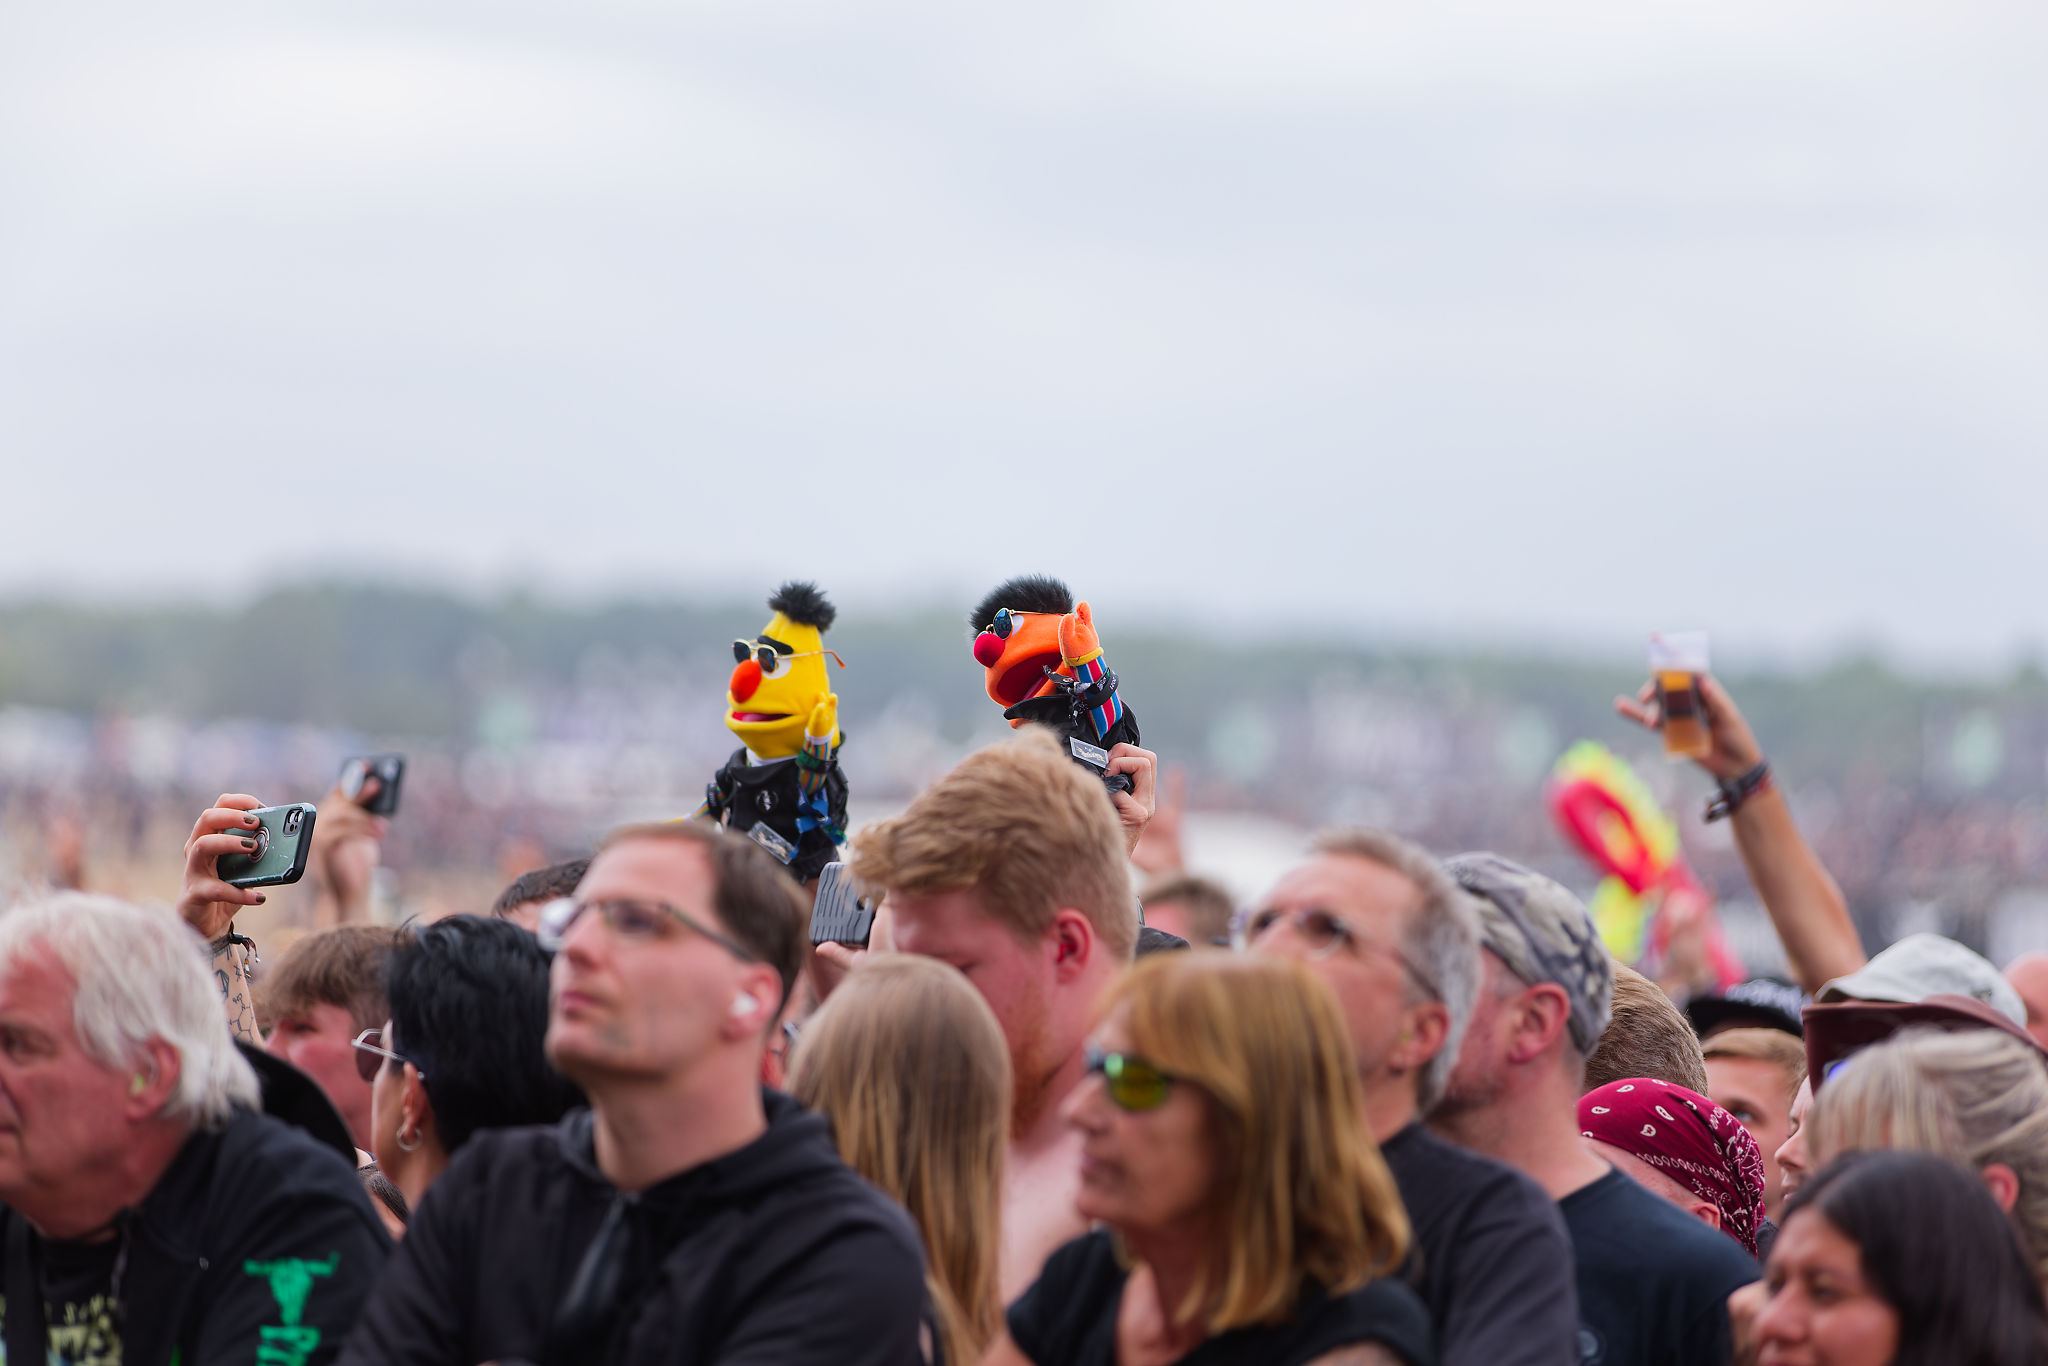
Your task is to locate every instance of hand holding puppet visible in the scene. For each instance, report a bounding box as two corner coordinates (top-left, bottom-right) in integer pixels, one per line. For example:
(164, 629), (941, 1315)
(699, 581), (849, 880)
(970, 574), (1140, 787)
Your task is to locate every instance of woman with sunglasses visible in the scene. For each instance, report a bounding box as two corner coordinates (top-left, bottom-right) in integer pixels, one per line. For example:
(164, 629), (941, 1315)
(988, 953), (1433, 1366)
(354, 915), (584, 1223)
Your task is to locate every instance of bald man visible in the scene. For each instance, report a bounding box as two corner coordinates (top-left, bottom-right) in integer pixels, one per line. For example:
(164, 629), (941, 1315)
(2005, 953), (2048, 1050)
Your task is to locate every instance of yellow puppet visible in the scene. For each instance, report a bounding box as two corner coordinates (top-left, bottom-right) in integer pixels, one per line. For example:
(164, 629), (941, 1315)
(699, 581), (848, 879)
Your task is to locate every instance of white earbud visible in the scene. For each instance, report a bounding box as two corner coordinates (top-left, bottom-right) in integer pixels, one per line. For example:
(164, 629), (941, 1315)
(731, 994), (757, 1019)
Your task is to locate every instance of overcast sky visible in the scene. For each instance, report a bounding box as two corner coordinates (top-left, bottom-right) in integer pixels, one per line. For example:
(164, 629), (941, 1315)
(3, 1), (2044, 669)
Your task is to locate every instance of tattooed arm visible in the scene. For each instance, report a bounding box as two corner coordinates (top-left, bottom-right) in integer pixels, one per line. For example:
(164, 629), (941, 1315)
(180, 793), (271, 1046)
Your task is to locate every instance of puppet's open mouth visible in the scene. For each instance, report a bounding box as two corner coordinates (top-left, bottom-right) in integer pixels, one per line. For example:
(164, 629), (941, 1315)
(729, 711), (791, 723)
(991, 651), (1063, 707)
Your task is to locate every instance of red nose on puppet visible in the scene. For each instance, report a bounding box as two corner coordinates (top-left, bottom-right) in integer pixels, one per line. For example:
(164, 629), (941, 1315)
(729, 659), (763, 702)
(972, 632), (1005, 668)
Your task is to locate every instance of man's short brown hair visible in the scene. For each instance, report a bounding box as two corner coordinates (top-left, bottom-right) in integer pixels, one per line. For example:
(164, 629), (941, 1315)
(1140, 874), (1235, 946)
(1702, 1026), (1807, 1100)
(257, 925), (402, 1036)
(599, 821), (811, 1005)
(851, 729), (1137, 958)
(1583, 961), (1711, 1094)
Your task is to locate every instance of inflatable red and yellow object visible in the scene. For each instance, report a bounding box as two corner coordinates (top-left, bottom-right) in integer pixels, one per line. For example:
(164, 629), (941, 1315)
(1547, 740), (1744, 989)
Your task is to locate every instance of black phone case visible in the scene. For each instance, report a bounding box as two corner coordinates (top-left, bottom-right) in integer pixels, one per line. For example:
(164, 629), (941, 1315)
(342, 754), (406, 816)
(216, 804), (319, 888)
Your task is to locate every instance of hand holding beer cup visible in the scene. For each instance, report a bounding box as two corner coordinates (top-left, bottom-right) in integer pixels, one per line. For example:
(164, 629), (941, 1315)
(1614, 667), (1764, 784)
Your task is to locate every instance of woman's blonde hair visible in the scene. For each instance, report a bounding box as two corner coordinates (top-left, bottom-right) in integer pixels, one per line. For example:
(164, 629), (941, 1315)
(1104, 952), (1410, 1334)
(1813, 1027), (2048, 1284)
(787, 954), (1010, 1366)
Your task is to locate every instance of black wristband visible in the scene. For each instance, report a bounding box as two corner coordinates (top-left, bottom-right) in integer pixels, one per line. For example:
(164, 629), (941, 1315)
(1704, 760), (1773, 823)
(209, 930), (256, 956)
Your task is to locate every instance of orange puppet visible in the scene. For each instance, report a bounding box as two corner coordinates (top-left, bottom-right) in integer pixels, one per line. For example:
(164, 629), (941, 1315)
(969, 574), (1140, 787)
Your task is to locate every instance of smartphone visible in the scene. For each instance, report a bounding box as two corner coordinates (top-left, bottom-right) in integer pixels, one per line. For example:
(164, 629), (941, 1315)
(339, 753), (405, 816)
(809, 861), (877, 946)
(216, 803), (319, 889)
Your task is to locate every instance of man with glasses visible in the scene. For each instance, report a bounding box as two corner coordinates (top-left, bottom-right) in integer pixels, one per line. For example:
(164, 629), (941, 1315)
(339, 821), (928, 1366)
(1430, 852), (1758, 1366)
(1242, 829), (1580, 1366)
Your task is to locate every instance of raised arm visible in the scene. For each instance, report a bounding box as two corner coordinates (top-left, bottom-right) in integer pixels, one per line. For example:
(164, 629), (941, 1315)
(178, 793), (271, 1044)
(1616, 674), (1864, 993)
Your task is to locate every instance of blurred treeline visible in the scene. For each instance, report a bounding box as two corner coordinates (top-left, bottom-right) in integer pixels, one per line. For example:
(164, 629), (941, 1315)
(4, 582), (2046, 794)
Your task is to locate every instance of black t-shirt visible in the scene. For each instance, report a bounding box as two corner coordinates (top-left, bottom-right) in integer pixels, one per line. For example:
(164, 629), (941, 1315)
(1006, 1230), (1436, 1366)
(1559, 1169), (1759, 1366)
(35, 1237), (123, 1366)
(1382, 1123), (1579, 1366)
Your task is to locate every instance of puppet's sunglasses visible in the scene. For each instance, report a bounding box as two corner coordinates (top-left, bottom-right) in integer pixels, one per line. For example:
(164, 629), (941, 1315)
(731, 640), (845, 677)
(1083, 1044), (1178, 1112)
(982, 608), (1056, 640)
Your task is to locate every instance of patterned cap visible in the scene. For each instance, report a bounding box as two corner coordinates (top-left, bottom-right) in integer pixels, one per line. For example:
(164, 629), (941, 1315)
(1445, 852), (1614, 1055)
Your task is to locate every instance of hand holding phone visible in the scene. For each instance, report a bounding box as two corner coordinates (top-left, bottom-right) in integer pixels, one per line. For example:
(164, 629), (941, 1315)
(339, 754), (405, 816)
(214, 803), (319, 888)
(178, 794), (313, 941)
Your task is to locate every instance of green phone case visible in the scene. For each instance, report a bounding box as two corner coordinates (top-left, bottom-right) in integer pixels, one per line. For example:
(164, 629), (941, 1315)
(216, 803), (319, 888)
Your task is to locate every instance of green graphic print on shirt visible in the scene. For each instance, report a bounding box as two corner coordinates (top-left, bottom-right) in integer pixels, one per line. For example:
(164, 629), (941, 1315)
(245, 1255), (338, 1366)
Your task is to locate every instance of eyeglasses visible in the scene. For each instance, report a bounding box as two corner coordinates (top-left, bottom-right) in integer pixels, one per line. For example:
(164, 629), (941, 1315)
(1232, 906), (1440, 999)
(537, 896), (760, 963)
(1083, 1044), (1178, 1112)
(351, 1027), (421, 1085)
(980, 609), (1053, 641)
(730, 640), (845, 678)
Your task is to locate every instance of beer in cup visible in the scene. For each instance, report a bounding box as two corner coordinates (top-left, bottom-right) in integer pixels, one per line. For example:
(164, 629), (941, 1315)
(1648, 632), (1712, 761)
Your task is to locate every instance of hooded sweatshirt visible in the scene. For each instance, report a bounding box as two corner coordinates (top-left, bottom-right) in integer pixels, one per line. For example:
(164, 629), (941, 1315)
(337, 1090), (929, 1366)
(0, 1107), (390, 1366)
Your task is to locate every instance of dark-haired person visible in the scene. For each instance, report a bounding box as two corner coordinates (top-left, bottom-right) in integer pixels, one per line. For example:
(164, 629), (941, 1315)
(338, 821), (927, 1366)
(353, 915), (583, 1217)
(492, 857), (591, 933)
(990, 953), (1433, 1366)
(1751, 1150), (2048, 1366)
(260, 924), (401, 1151)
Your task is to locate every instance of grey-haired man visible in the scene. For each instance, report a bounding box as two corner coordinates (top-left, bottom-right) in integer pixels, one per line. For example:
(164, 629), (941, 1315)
(1431, 853), (1757, 1366)
(1245, 831), (1579, 1366)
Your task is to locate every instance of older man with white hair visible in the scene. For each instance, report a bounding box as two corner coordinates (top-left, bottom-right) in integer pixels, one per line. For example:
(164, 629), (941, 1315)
(0, 894), (388, 1366)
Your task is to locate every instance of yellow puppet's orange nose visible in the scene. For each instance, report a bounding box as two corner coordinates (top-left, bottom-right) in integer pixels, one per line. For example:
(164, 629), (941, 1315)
(730, 660), (763, 702)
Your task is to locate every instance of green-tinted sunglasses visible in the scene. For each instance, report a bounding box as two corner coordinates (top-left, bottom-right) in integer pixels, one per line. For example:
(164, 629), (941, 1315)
(1084, 1044), (1177, 1112)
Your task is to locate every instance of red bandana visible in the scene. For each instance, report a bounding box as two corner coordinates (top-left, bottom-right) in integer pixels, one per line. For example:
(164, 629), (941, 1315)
(1578, 1078), (1767, 1256)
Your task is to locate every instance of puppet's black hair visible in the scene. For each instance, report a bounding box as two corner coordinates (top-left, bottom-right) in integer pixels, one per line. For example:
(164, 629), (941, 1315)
(970, 575), (1072, 635)
(768, 580), (837, 631)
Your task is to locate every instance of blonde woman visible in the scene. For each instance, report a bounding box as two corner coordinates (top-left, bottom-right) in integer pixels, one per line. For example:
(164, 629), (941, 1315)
(788, 953), (1011, 1366)
(988, 952), (1432, 1366)
(1810, 1025), (2048, 1289)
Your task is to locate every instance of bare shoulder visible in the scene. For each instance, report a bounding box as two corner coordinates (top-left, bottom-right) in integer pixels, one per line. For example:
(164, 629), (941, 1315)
(1302, 1344), (1403, 1366)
